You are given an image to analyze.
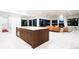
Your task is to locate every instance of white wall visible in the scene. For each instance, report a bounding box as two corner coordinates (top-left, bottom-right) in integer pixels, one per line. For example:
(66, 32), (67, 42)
(8, 15), (21, 35)
(0, 13), (21, 34)
(0, 15), (10, 32)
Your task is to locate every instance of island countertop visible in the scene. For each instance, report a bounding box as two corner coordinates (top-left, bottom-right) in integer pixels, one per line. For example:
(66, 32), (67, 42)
(19, 26), (48, 30)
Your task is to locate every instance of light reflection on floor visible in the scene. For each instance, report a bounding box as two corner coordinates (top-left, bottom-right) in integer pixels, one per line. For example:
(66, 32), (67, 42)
(0, 30), (79, 49)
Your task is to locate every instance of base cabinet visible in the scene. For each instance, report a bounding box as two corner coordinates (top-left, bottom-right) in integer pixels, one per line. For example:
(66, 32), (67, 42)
(16, 27), (49, 48)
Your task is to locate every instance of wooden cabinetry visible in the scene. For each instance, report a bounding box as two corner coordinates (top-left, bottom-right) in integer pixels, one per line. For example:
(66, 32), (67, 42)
(16, 27), (49, 48)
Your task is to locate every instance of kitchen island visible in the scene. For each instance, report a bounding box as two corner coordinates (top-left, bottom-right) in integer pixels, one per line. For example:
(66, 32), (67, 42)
(16, 27), (49, 48)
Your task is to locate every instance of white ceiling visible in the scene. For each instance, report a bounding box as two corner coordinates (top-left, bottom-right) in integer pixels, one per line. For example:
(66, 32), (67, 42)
(1, 10), (79, 19)
(16, 10), (79, 17)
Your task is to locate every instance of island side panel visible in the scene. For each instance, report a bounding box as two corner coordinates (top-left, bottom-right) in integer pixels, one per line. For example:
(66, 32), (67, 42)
(32, 29), (49, 48)
(19, 28), (34, 46)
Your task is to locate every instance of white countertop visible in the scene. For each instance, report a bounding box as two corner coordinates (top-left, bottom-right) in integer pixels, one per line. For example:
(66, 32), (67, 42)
(19, 26), (48, 30)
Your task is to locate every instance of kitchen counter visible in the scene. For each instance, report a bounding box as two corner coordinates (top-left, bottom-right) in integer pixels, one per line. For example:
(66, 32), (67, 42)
(19, 26), (48, 30)
(16, 27), (49, 48)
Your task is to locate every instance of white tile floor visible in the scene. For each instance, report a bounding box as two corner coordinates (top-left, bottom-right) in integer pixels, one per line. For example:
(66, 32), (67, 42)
(0, 30), (79, 49)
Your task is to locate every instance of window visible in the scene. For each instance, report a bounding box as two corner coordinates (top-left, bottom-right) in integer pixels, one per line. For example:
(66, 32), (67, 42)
(21, 20), (27, 26)
(33, 19), (37, 26)
(45, 20), (50, 26)
(39, 19), (46, 27)
(67, 18), (78, 26)
(29, 20), (32, 26)
(59, 19), (64, 28)
(52, 20), (57, 26)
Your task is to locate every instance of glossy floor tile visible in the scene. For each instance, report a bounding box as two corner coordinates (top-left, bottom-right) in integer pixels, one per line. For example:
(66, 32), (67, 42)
(0, 30), (79, 49)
